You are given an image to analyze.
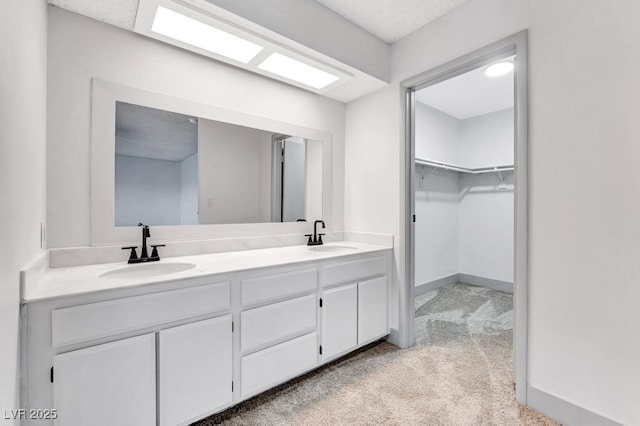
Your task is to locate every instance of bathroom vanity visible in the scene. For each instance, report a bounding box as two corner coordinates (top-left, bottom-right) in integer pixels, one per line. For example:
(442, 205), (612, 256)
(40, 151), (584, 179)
(17, 76), (392, 425)
(21, 243), (391, 426)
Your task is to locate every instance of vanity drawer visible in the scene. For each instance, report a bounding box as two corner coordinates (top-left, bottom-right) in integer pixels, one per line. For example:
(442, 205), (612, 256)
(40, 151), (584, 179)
(241, 332), (317, 399)
(241, 268), (317, 307)
(52, 282), (230, 348)
(241, 294), (316, 354)
(320, 256), (386, 287)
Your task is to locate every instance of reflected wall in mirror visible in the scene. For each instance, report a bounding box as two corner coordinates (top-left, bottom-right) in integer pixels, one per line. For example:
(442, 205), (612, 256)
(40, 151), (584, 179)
(114, 102), (322, 226)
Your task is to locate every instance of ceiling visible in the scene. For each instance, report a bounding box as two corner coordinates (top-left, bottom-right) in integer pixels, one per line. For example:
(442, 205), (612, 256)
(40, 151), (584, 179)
(48, 0), (473, 45)
(415, 57), (515, 120)
(47, 0), (474, 101)
(315, 0), (471, 43)
(49, 0), (140, 29)
(115, 102), (198, 161)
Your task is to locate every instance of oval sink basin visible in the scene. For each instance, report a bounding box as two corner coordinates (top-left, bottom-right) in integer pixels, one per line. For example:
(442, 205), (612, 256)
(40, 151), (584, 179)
(308, 245), (358, 253)
(99, 262), (196, 280)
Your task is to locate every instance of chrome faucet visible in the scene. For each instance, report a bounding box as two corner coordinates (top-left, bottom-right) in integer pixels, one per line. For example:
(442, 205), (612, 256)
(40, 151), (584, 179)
(121, 223), (165, 264)
(305, 220), (326, 246)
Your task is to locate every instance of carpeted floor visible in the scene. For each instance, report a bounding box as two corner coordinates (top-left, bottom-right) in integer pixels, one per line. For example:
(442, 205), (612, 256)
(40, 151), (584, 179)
(194, 284), (559, 425)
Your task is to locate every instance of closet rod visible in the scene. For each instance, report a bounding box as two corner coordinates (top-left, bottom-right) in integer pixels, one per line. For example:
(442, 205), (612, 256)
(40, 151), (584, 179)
(415, 158), (514, 174)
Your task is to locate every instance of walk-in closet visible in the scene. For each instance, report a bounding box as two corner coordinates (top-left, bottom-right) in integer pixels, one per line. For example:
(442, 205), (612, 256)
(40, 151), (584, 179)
(414, 59), (515, 295)
(412, 59), (517, 390)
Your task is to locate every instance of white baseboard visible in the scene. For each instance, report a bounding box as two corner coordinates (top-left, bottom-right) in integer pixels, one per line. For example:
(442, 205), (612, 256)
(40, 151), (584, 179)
(415, 274), (459, 296)
(527, 386), (622, 426)
(387, 328), (400, 347)
(458, 273), (513, 293)
(415, 273), (513, 296)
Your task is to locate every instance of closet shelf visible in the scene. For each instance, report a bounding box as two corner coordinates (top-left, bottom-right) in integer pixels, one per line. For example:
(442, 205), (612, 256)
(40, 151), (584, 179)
(416, 158), (514, 175)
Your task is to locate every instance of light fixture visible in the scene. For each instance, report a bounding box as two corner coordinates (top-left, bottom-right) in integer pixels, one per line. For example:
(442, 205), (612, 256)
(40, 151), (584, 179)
(151, 6), (263, 64)
(258, 53), (341, 90)
(134, 0), (352, 93)
(485, 61), (514, 77)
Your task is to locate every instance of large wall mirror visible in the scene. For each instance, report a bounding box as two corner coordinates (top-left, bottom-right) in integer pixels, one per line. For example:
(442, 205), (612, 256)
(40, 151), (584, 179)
(91, 80), (332, 246)
(114, 102), (322, 226)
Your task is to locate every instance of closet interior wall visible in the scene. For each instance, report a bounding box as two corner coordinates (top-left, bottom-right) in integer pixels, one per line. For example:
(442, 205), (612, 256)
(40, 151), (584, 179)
(415, 102), (514, 291)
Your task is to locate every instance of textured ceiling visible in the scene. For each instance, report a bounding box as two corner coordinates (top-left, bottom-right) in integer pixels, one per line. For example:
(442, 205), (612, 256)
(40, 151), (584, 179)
(415, 57), (515, 120)
(116, 102), (198, 162)
(48, 0), (139, 29)
(315, 0), (471, 43)
(50, 0), (471, 44)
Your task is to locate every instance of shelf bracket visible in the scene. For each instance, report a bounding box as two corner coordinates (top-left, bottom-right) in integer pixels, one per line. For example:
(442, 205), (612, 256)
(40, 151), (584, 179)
(497, 170), (508, 190)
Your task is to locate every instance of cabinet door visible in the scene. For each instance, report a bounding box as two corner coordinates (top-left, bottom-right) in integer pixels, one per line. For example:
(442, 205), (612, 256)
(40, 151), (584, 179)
(159, 315), (232, 426)
(358, 276), (388, 345)
(53, 334), (156, 426)
(321, 283), (357, 361)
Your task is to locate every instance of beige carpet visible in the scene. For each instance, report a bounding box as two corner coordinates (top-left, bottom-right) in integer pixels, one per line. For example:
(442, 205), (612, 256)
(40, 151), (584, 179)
(195, 284), (559, 425)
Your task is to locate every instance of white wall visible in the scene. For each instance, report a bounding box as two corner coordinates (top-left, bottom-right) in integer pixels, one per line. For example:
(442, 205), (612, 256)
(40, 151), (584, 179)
(458, 109), (514, 282)
(47, 7), (345, 248)
(459, 109), (514, 168)
(0, 0), (47, 419)
(115, 155), (183, 226)
(416, 102), (513, 168)
(414, 105), (513, 286)
(180, 154), (199, 225)
(345, 0), (640, 422)
(414, 170), (459, 285)
(415, 102), (460, 164)
(414, 101), (461, 286)
(458, 173), (514, 282)
(345, 87), (400, 334)
(198, 119), (272, 224)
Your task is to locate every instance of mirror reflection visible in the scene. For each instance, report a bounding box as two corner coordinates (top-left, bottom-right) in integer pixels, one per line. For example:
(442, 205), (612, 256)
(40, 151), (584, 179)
(114, 102), (322, 226)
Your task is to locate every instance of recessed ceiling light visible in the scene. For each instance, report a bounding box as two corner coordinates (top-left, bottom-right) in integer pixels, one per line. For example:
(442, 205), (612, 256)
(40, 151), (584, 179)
(485, 61), (514, 77)
(258, 53), (341, 90)
(151, 6), (263, 64)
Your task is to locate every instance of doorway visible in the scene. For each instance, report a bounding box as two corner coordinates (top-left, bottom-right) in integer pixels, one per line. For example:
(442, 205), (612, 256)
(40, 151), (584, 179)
(272, 135), (307, 222)
(402, 32), (528, 403)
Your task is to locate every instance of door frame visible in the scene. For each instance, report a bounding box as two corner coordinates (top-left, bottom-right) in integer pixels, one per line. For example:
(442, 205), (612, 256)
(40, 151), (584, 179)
(271, 134), (289, 222)
(400, 31), (529, 403)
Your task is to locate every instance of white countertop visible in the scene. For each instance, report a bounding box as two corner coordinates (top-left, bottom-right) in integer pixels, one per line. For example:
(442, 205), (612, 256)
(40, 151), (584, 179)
(24, 242), (391, 303)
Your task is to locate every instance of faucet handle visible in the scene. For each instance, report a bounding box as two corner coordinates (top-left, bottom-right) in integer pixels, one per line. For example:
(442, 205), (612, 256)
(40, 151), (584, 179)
(150, 244), (165, 259)
(304, 234), (313, 245)
(318, 234), (325, 245)
(122, 246), (138, 262)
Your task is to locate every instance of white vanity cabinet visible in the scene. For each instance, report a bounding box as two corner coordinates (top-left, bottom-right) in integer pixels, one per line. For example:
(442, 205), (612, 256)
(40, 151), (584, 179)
(239, 268), (319, 398)
(357, 276), (389, 345)
(23, 248), (391, 426)
(53, 333), (156, 426)
(319, 256), (389, 362)
(158, 315), (233, 426)
(51, 314), (233, 426)
(41, 281), (233, 426)
(320, 283), (358, 360)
